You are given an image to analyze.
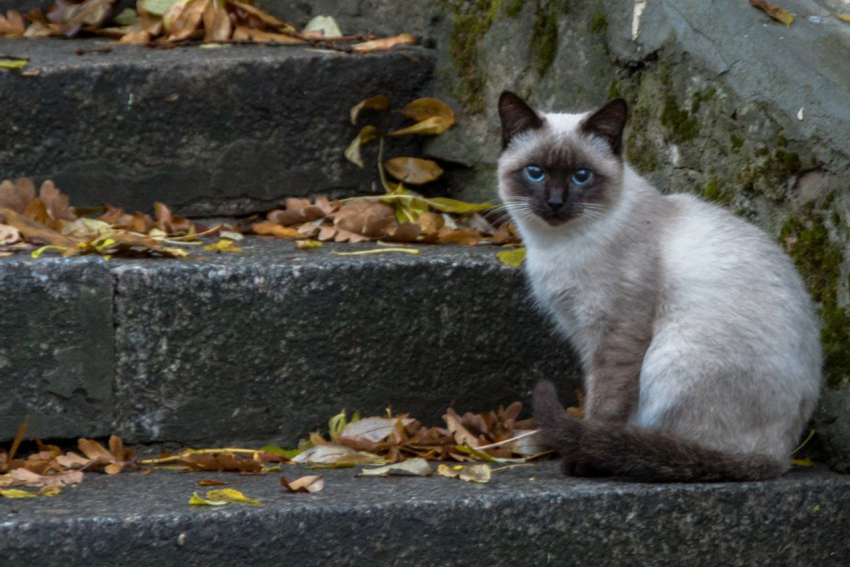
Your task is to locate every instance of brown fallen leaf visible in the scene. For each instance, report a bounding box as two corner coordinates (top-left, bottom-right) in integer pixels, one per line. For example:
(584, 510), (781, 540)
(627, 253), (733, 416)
(0, 207), (77, 249)
(267, 197), (337, 226)
(0, 223), (20, 245)
(280, 474), (324, 493)
(351, 33), (415, 53)
(384, 157), (445, 185)
(47, 0), (119, 38)
(749, 0), (794, 26)
(437, 463), (491, 483)
(253, 221), (302, 239)
(0, 10), (26, 36)
(10, 468), (83, 488)
(197, 479), (231, 486)
(0, 178), (36, 214)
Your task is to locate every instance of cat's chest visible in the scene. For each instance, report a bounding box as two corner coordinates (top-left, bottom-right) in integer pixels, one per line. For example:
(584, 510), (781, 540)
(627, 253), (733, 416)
(524, 246), (609, 333)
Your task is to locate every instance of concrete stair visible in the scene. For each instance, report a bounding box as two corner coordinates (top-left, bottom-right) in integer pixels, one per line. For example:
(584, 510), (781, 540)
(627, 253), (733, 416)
(0, 38), (434, 216)
(3, 463), (848, 566)
(0, 239), (579, 446)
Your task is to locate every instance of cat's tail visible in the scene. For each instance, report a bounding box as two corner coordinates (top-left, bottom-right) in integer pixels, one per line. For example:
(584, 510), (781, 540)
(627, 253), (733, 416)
(533, 380), (785, 482)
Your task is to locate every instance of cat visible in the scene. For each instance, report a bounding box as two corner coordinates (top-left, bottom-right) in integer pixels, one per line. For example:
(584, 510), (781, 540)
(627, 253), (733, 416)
(497, 91), (822, 482)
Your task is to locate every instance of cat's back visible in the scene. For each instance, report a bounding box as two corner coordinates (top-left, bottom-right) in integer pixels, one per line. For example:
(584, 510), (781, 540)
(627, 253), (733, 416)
(657, 192), (819, 365)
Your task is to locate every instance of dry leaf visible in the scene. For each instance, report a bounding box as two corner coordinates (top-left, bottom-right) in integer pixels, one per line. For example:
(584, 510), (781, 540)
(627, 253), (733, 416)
(0, 488), (38, 498)
(292, 444), (387, 465)
(350, 95), (390, 124)
(339, 417), (415, 443)
(48, 0), (119, 37)
(749, 0), (794, 26)
(280, 474), (325, 493)
(197, 479), (230, 486)
(384, 157), (445, 185)
(0, 223), (20, 245)
(359, 458), (432, 477)
(302, 15), (341, 38)
(351, 33), (415, 53)
(204, 488), (263, 506)
(296, 239), (322, 250)
(10, 469), (83, 488)
(345, 125), (379, 168)
(497, 247), (526, 268)
(0, 10), (26, 36)
(203, 239), (244, 253)
(437, 463), (491, 483)
(253, 221), (302, 239)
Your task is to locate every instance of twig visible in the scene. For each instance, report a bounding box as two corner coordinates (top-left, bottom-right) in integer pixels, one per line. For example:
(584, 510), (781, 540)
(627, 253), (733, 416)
(475, 429), (541, 451)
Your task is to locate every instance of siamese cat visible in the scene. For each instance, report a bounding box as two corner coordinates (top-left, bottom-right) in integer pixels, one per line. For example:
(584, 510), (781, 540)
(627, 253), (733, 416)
(498, 91), (821, 481)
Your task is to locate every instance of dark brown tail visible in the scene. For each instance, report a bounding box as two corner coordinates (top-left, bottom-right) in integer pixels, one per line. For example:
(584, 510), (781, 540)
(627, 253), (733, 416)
(533, 380), (785, 482)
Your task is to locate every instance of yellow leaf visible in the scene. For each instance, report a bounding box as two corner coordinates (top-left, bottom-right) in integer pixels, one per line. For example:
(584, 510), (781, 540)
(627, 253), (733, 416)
(389, 116), (453, 137)
(350, 95), (390, 124)
(497, 247), (526, 268)
(296, 239), (322, 250)
(351, 33), (415, 53)
(204, 488), (263, 506)
(384, 157), (445, 185)
(0, 488), (38, 498)
(161, 247), (190, 257)
(38, 486), (61, 497)
(203, 239), (244, 253)
(189, 491), (228, 506)
(749, 0), (794, 26)
(792, 458), (815, 467)
(832, 12), (850, 23)
(398, 98), (455, 126)
(427, 197), (492, 213)
(332, 249), (420, 256)
(344, 125), (379, 168)
(0, 59), (28, 70)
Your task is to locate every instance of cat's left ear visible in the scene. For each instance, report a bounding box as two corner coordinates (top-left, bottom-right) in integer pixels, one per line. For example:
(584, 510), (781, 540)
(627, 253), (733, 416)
(581, 98), (628, 156)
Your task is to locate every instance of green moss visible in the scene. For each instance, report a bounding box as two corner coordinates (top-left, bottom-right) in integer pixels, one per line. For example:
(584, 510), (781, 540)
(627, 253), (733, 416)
(589, 12), (607, 33)
(660, 95), (700, 143)
(503, 0), (526, 17)
(781, 212), (850, 388)
(607, 79), (621, 100)
(730, 134), (743, 151)
(532, 5), (559, 76)
(703, 178), (725, 203)
(441, 0), (504, 113)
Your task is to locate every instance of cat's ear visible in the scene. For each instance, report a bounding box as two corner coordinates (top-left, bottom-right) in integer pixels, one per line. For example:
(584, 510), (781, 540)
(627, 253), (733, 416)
(581, 98), (628, 156)
(499, 91), (543, 150)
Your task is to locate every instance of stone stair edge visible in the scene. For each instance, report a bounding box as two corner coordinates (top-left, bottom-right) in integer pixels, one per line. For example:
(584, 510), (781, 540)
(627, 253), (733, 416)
(2, 464), (848, 566)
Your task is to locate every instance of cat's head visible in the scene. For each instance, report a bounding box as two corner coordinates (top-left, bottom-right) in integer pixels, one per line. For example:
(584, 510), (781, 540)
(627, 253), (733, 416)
(497, 92), (628, 230)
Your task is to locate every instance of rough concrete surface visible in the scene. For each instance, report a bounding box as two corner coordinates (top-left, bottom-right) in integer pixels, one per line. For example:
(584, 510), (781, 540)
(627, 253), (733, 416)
(0, 240), (579, 445)
(0, 38), (433, 216)
(0, 256), (113, 440)
(109, 239), (578, 445)
(2, 463), (849, 566)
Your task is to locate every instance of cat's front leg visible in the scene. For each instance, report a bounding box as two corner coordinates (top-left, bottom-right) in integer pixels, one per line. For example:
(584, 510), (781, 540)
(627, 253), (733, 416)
(583, 323), (650, 423)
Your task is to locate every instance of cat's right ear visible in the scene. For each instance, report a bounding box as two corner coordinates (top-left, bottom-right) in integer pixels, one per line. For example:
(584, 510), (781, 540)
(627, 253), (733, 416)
(498, 91), (543, 150)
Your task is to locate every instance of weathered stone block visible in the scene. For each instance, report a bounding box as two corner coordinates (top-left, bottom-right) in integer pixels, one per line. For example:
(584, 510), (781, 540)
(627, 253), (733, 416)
(0, 38), (434, 216)
(110, 241), (579, 445)
(0, 256), (113, 441)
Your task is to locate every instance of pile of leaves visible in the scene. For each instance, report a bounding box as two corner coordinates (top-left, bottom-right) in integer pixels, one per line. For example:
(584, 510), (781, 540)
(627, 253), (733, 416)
(1, 400), (554, 498)
(252, 96), (520, 246)
(0, 0), (413, 52)
(0, 177), (228, 258)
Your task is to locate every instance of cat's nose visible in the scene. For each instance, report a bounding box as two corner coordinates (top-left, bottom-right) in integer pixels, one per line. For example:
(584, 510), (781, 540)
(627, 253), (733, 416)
(547, 199), (564, 213)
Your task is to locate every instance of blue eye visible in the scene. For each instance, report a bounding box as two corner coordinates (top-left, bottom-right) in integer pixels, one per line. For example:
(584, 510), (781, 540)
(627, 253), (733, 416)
(524, 165), (546, 182)
(571, 169), (594, 185)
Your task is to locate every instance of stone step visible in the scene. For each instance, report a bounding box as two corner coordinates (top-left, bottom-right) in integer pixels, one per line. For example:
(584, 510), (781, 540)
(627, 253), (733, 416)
(0, 239), (578, 445)
(2, 463), (848, 566)
(0, 38), (434, 216)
